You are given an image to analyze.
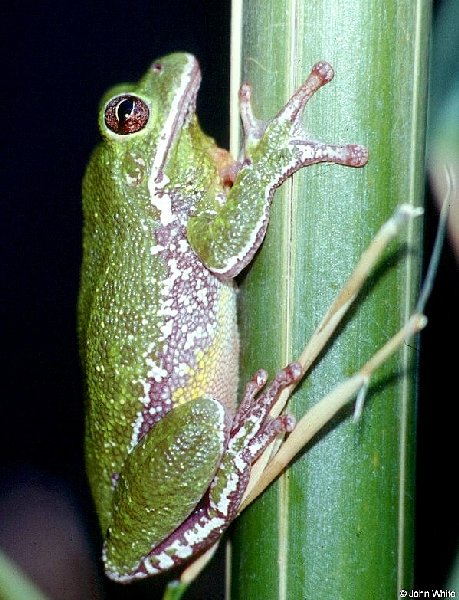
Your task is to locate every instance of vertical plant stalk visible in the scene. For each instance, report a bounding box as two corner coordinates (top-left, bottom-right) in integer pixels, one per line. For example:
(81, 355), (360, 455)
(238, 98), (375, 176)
(229, 1), (430, 599)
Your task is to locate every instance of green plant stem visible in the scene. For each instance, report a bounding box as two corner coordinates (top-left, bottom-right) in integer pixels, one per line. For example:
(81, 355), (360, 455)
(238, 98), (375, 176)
(0, 550), (50, 600)
(230, 1), (430, 598)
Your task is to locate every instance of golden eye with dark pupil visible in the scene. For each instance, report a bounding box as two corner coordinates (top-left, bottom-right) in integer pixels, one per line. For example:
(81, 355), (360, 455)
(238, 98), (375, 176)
(104, 94), (149, 135)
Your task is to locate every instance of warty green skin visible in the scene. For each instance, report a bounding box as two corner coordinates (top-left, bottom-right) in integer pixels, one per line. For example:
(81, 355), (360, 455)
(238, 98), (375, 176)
(79, 52), (368, 581)
(80, 53), (229, 530)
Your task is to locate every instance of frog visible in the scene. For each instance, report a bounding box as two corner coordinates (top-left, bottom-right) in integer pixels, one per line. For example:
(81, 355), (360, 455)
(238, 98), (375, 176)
(79, 52), (368, 582)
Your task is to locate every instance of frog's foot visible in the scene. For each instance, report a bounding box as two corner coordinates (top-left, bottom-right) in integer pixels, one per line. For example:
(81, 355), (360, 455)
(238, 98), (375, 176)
(229, 363), (301, 465)
(239, 60), (368, 172)
(208, 362), (303, 523)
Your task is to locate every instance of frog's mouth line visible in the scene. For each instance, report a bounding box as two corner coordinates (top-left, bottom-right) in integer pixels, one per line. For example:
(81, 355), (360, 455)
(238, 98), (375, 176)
(149, 54), (201, 189)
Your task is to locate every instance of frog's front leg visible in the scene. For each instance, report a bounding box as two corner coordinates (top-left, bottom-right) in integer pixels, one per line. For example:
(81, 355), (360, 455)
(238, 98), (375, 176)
(105, 364), (302, 582)
(187, 61), (368, 277)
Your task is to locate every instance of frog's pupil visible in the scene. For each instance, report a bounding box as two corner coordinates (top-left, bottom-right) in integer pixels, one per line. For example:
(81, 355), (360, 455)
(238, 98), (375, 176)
(118, 98), (134, 124)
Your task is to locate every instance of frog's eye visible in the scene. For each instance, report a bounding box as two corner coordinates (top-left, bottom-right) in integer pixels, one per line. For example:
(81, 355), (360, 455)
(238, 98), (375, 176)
(104, 95), (150, 135)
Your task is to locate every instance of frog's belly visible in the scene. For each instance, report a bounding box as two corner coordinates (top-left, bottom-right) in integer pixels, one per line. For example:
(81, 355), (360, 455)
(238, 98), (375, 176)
(130, 241), (240, 446)
(162, 274), (239, 413)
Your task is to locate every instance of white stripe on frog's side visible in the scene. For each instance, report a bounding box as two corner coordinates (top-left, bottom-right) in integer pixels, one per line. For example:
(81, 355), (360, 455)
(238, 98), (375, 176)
(127, 209), (229, 453)
(148, 54), (200, 226)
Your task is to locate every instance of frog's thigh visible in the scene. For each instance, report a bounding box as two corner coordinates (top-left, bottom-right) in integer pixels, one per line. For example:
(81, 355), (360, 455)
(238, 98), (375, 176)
(106, 396), (231, 566)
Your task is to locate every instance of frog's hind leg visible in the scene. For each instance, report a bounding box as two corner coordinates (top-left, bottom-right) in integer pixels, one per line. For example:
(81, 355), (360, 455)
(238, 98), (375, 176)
(208, 362), (302, 522)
